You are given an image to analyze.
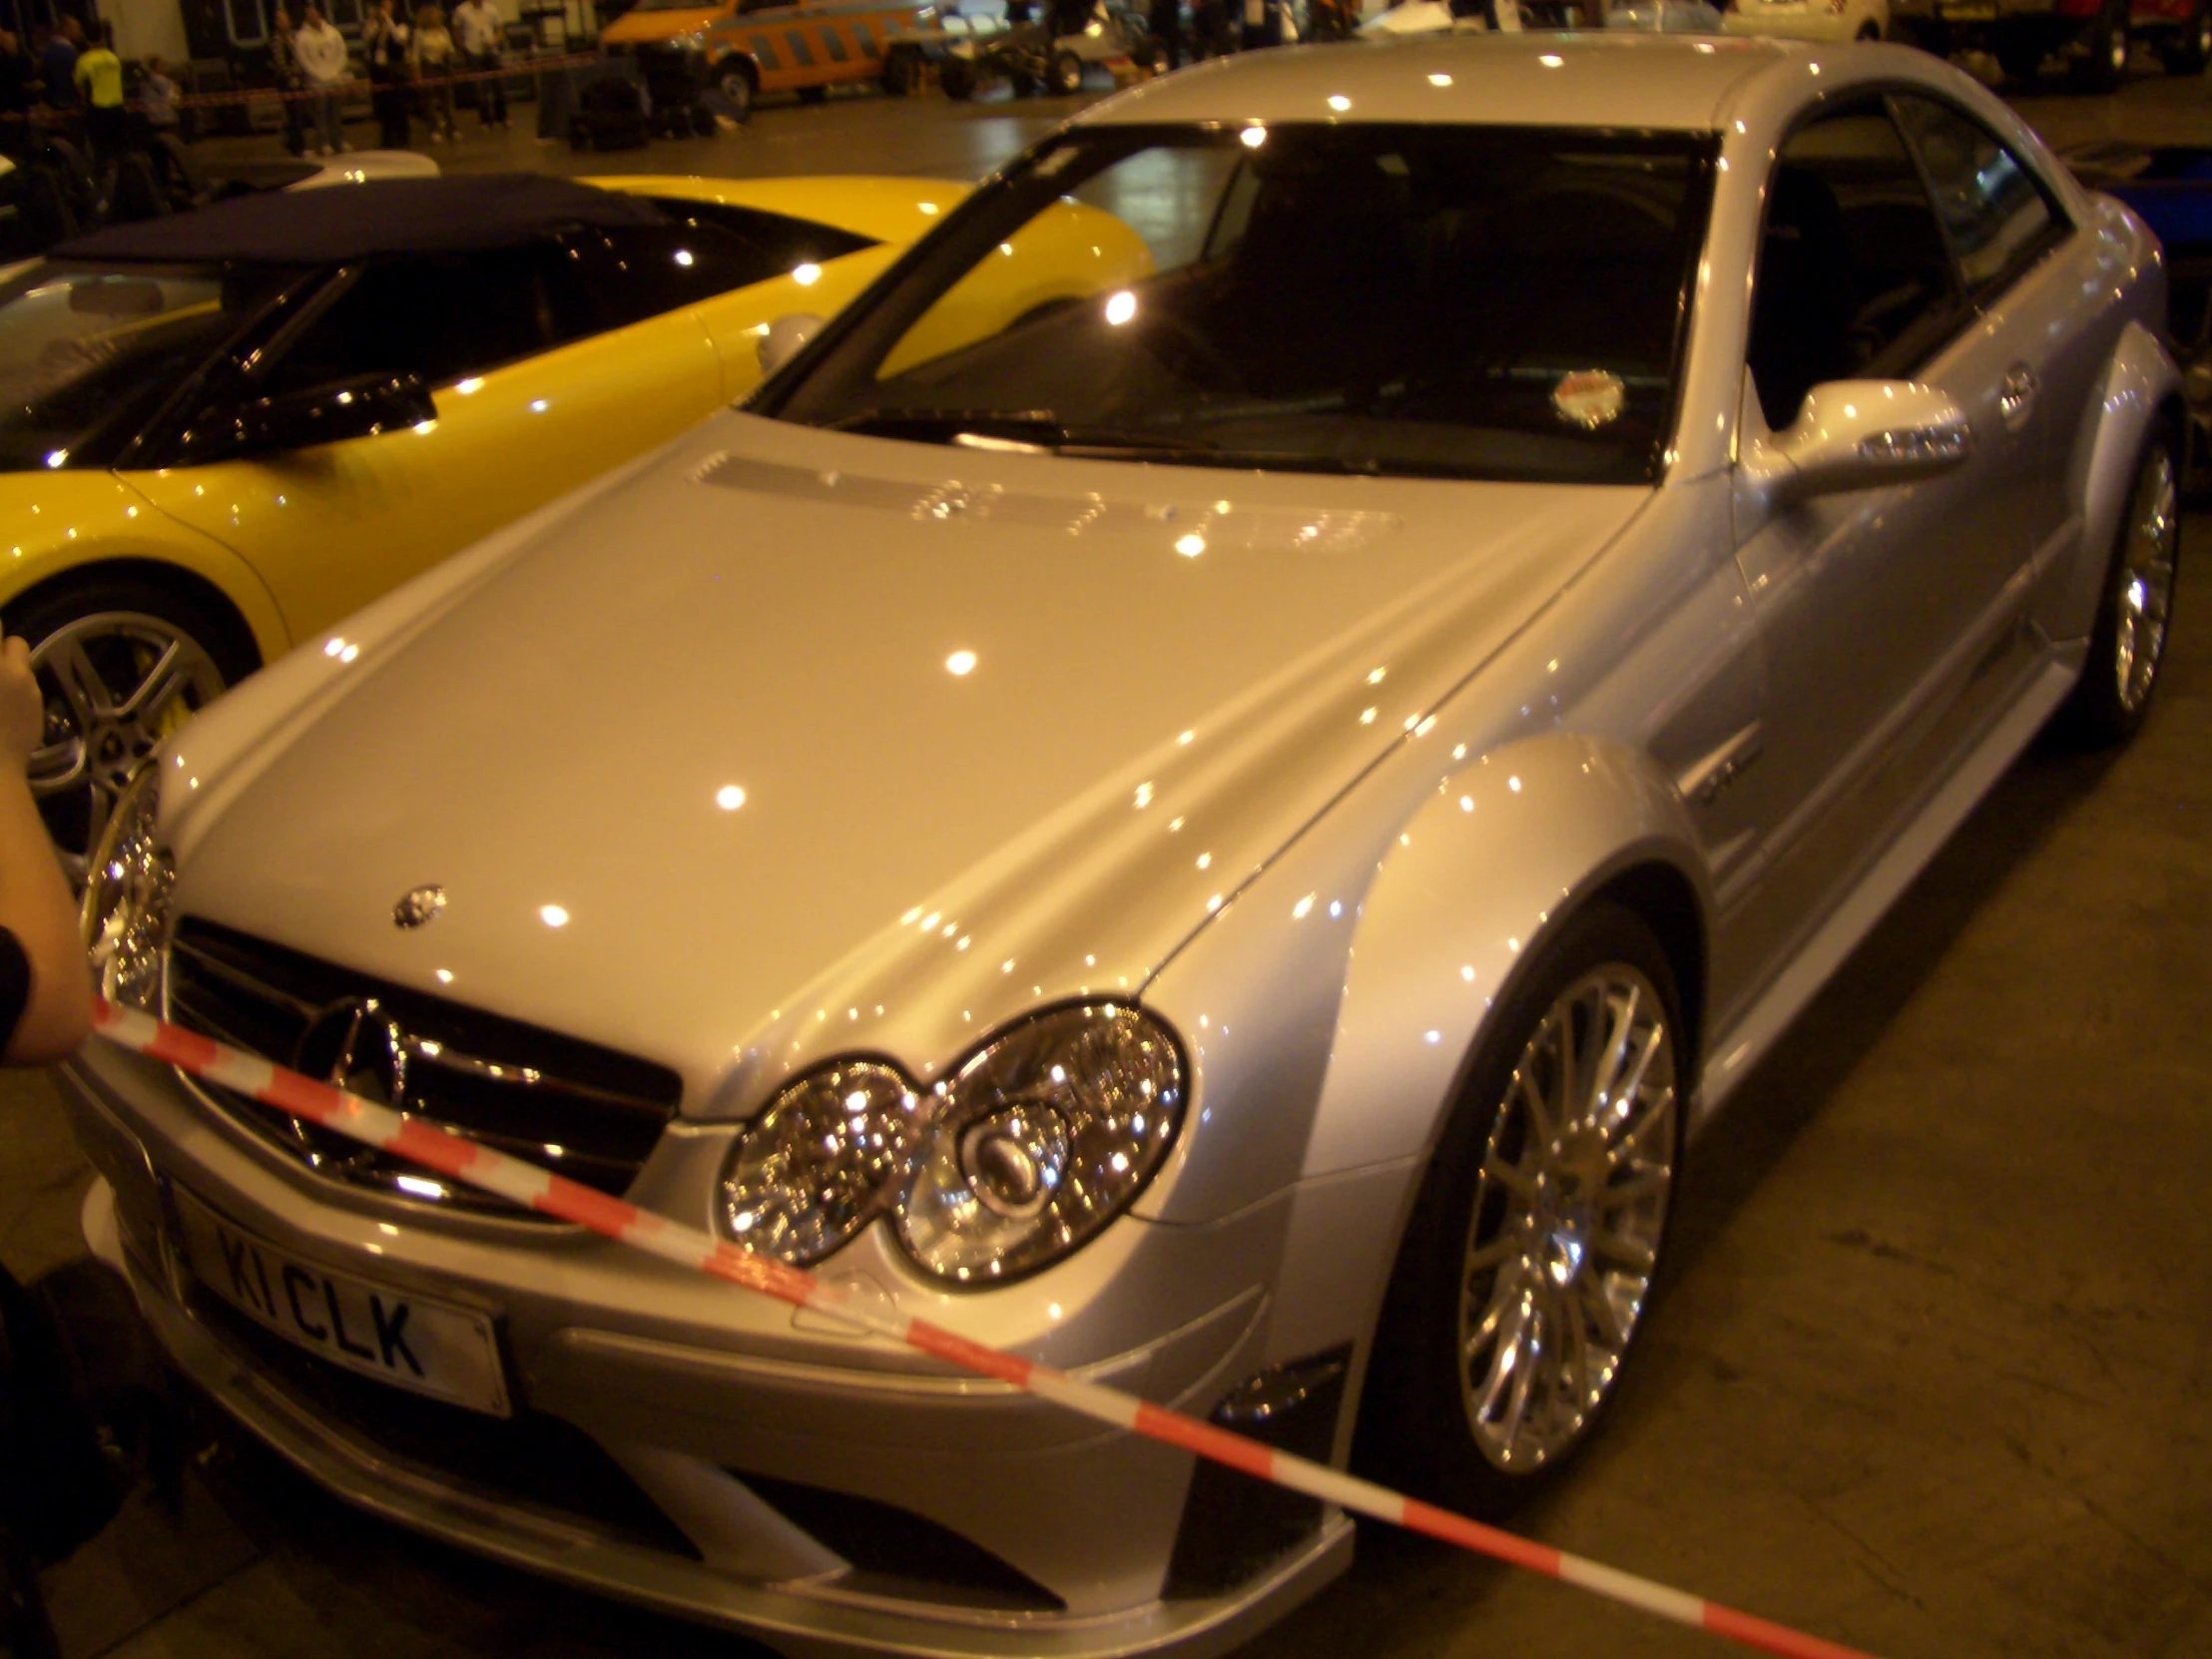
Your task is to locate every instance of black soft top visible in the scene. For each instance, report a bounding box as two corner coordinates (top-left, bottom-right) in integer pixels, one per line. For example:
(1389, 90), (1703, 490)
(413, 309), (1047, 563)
(54, 174), (669, 266)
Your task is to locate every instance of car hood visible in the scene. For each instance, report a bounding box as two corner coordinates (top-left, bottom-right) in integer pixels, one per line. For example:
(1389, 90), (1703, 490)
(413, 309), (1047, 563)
(165, 412), (1648, 1115)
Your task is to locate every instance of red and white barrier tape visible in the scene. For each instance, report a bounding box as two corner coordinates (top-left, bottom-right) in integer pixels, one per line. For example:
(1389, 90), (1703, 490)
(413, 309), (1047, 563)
(90, 995), (1880, 1659)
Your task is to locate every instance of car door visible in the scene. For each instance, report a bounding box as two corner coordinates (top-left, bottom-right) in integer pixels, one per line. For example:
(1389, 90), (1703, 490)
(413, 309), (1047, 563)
(1888, 92), (2085, 600)
(130, 237), (723, 642)
(1716, 96), (2063, 1005)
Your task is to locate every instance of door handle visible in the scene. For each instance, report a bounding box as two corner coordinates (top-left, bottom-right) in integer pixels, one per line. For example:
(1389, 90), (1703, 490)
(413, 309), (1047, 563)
(1998, 362), (2038, 430)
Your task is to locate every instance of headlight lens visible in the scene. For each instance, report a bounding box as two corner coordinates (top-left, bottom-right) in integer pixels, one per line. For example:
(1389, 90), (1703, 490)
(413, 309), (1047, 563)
(81, 766), (173, 1013)
(720, 1061), (922, 1263)
(898, 1004), (1182, 1284)
(718, 1003), (1184, 1285)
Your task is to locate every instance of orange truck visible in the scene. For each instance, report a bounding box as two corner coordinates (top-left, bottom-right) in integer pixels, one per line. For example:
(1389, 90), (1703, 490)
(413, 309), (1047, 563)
(599, 0), (934, 121)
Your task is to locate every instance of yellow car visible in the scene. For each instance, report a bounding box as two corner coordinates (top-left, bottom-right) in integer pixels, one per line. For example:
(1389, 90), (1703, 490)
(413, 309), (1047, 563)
(1, 168), (1152, 875)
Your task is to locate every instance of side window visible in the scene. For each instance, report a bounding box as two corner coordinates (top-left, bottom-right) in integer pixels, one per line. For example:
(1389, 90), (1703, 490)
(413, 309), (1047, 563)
(1748, 104), (1968, 432)
(580, 203), (879, 330)
(1891, 95), (2062, 296)
(255, 242), (599, 398)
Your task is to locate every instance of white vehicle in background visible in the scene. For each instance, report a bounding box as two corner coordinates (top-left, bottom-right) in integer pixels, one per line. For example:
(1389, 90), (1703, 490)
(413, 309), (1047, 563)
(1723, 0), (1887, 43)
(1361, 0), (1728, 33)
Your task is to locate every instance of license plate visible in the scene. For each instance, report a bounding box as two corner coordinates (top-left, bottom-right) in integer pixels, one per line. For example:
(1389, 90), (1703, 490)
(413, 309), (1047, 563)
(174, 1188), (511, 1417)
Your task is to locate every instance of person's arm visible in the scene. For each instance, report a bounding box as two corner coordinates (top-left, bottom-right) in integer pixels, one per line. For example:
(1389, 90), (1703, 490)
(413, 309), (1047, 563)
(0, 638), (88, 1064)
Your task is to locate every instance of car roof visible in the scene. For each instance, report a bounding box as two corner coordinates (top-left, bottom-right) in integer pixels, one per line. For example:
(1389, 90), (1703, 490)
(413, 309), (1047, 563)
(587, 175), (972, 247)
(52, 174), (667, 266)
(1082, 32), (1796, 133)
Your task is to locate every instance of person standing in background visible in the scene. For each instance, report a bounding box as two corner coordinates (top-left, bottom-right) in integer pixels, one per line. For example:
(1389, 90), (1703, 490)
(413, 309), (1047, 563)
(0, 32), (33, 157)
(361, 0), (410, 148)
(292, 1), (349, 155)
(140, 54), (182, 138)
(449, 0), (504, 128)
(70, 23), (123, 163)
(268, 6), (307, 157)
(1146, 0), (1182, 69)
(38, 17), (81, 116)
(408, 4), (456, 142)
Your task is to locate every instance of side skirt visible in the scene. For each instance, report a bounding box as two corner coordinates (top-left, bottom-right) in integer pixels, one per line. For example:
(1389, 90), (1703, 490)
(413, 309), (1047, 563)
(1691, 646), (2084, 1131)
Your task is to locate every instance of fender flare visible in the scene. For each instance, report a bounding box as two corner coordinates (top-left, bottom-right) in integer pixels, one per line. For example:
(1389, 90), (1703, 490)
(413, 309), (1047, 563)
(2053, 315), (2183, 642)
(1138, 730), (1709, 1229)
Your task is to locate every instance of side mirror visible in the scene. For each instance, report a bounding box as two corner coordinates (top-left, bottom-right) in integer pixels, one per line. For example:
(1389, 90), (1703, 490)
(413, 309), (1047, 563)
(758, 312), (826, 378)
(235, 372), (437, 458)
(1742, 380), (1972, 507)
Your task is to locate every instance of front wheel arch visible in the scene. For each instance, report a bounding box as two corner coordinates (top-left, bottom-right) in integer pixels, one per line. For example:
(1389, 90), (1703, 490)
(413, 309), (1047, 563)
(2, 558), (264, 680)
(1354, 897), (1690, 1507)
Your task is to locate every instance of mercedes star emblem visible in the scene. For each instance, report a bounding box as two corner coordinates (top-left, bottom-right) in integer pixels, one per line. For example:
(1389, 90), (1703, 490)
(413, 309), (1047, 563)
(392, 885), (446, 929)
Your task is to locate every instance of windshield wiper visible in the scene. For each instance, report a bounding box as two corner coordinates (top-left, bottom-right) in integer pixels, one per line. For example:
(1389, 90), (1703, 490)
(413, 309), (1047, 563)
(818, 408), (1390, 473)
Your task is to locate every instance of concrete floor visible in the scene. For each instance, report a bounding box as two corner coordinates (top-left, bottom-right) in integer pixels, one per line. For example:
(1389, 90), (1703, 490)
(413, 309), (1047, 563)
(5, 50), (2212, 1659)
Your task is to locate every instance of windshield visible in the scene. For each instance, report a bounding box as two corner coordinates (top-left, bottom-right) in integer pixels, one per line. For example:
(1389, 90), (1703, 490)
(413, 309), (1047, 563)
(768, 124), (1717, 484)
(0, 265), (284, 473)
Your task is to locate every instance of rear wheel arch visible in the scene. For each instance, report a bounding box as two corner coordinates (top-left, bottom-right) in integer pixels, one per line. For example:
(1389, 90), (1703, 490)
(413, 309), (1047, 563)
(3, 557), (267, 678)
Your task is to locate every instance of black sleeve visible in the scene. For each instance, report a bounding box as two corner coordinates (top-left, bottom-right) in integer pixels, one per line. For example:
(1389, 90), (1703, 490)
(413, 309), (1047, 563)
(0, 927), (28, 1059)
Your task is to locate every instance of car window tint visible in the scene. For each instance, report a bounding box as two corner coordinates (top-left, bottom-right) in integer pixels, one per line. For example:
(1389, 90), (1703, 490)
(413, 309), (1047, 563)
(1891, 95), (2060, 295)
(585, 205), (876, 328)
(0, 264), (287, 472)
(257, 242), (598, 397)
(1748, 105), (1967, 431)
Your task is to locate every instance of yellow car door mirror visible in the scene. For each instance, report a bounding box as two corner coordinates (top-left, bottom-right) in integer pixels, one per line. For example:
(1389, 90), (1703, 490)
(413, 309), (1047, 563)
(235, 373), (439, 460)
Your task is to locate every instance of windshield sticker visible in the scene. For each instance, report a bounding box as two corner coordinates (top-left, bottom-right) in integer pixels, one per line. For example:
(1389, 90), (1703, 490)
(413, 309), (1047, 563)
(1551, 369), (1625, 430)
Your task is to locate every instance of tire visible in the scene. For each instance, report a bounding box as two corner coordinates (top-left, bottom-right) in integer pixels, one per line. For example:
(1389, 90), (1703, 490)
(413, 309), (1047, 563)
(690, 101), (718, 135)
(2160, 0), (2211, 70)
(881, 46), (921, 94)
(2056, 435), (2180, 748)
(1855, 19), (1881, 38)
(1995, 33), (2048, 81)
(715, 59), (756, 122)
(940, 55), (977, 98)
(3, 575), (258, 881)
(2072, 0), (2130, 90)
(1357, 900), (1686, 1514)
(1050, 48), (1084, 94)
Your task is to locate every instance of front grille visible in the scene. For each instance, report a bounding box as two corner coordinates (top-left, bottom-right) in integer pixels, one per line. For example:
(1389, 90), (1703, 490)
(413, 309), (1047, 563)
(165, 917), (683, 1213)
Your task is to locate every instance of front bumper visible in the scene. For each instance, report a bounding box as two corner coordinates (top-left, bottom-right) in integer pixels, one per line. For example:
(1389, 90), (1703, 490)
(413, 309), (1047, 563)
(63, 1039), (1354, 1658)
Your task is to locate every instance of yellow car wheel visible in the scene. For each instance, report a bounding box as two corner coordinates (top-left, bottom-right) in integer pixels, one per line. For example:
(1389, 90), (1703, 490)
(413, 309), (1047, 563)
(13, 575), (258, 882)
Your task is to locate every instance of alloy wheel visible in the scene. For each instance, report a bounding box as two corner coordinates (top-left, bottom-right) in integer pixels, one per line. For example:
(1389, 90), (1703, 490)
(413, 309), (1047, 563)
(1457, 964), (1677, 1472)
(28, 612), (227, 881)
(2114, 444), (2178, 714)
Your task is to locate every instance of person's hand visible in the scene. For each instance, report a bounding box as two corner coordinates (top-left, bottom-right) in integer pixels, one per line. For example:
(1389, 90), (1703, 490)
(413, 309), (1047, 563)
(0, 637), (43, 776)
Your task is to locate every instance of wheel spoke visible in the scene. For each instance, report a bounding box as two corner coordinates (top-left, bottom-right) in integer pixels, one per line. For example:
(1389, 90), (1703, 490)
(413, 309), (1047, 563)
(26, 739), (86, 795)
(1577, 1275), (1628, 1353)
(1481, 1150), (1539, 1202)
(1513, 1065), (1556, 1148)
(1588, 983), (1641, 1127)
(1557, 1276), (1592, 1410)
(1598, 1161), (1670, 1212)
(1464, 1232), (1517, 1276)
(1497, 1295), (1540, 1450)
(116, 639), (191, 729)
(46, 636), (116, 729)
(1590, 1227), (1656, 1276)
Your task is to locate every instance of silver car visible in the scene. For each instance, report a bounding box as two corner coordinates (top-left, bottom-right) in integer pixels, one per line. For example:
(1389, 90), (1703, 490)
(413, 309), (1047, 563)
(66, 33), (2178, 1659)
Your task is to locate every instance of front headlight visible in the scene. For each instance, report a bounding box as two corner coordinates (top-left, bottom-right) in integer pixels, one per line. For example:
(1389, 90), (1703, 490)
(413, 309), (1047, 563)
(81, 766), (173, 1013)
(719, 1003), (1184, 1285)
